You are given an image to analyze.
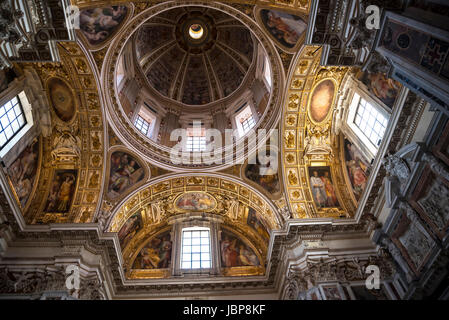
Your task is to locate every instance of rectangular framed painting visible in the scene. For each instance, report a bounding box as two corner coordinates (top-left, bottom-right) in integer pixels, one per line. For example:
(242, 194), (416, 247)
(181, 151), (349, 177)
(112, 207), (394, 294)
(44, 169), (78, 214)
(308, 166), (339, 209)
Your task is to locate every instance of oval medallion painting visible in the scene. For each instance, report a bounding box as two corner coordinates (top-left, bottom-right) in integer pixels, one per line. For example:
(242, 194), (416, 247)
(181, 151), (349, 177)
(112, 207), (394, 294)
(47, 78), (76, 122)
(309, 80), (335, 123)
(175, 192), (217, 212)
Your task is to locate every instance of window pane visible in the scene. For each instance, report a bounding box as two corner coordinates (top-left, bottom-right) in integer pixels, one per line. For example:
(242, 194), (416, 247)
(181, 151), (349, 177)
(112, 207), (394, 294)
(192, 253), (200, 261)
(192, 261), (200, 269)
(5, 127), (13, 139)
(201, 261), (210, 268)
(202, 253), (210, 261)
(182, 253), (191, 261)
(11, 120), (19, 132)
(183, 232), (191, 238)
(0, 133), (6, 146)
(192, 231), (200, 238)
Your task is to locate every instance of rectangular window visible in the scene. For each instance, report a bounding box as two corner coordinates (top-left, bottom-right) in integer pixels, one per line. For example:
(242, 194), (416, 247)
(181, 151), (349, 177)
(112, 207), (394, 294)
(186, 136), (206, 152)
(241, 116), (256, 134)
(0, 96), (27, 149)
(353, 98), (388, 147)
(236, 104), (256, 137)
(181, 227), (211, 269)
(134, 115), (150, 136)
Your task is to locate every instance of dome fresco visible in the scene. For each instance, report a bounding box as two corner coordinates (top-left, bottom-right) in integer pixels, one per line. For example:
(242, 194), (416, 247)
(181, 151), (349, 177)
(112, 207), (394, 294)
(135, 6), (255, 105)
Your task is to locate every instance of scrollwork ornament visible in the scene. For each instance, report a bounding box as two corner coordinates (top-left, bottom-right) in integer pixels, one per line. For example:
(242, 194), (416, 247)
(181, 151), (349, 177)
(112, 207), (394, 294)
(382, 153), (410, 185)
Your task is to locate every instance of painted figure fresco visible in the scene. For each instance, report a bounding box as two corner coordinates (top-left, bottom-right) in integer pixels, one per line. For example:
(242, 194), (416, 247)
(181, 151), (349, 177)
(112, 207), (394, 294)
(260, 9), (307, 48)
(308, 166), (339, 208)
(344, 139), (370, 201)
(118, 212), (143, 248)
(7, 139), (39, 208)
(107, 151), (144, 199)
(132, 231), (172, 269)
(47, 77), (76, 122)
(246, 207), (270, 241)
(44, 170), (77, 213)
(220, 230), (259, 268)
(80, 6), (128, 46)
(309, 80), (335, 123)
(244, 152), (280, 194)
(357, 71), (401, 108)
(175, 192), (216, 211)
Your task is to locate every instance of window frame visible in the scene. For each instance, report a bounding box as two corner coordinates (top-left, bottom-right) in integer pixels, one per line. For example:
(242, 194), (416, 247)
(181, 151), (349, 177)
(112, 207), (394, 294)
(186, 135), (206, 152)
(134, 115), (150, 136)
(180, 226), (212, 270)
(346, 92), (390, 156)
(0, 95), (27, 150)
(235, 103), (256, 137)
(185, 126), (207, 152)
(0, 91), (34, 158)
(131, 104), (158, 140)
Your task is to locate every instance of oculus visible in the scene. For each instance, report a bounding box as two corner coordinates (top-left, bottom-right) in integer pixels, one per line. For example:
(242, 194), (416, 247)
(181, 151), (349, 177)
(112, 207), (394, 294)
(189, 24), (204, 40)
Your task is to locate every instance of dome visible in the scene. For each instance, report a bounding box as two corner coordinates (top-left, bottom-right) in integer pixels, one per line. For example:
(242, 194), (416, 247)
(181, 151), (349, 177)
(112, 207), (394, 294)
(110, 3), (283, 171)
(135, 7), (255, 106)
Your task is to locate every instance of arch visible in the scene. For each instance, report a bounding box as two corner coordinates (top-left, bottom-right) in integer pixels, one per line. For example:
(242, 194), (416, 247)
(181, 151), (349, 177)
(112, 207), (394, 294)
(280, 46), (355, 219)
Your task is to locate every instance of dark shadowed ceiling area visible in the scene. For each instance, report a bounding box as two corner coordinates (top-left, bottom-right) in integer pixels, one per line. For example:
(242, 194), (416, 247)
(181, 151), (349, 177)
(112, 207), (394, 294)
(135, 6), (255, 106)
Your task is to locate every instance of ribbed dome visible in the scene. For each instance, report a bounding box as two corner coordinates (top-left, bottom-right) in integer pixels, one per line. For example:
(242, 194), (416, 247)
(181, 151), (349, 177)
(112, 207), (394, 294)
(135, 7), (255, 106)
